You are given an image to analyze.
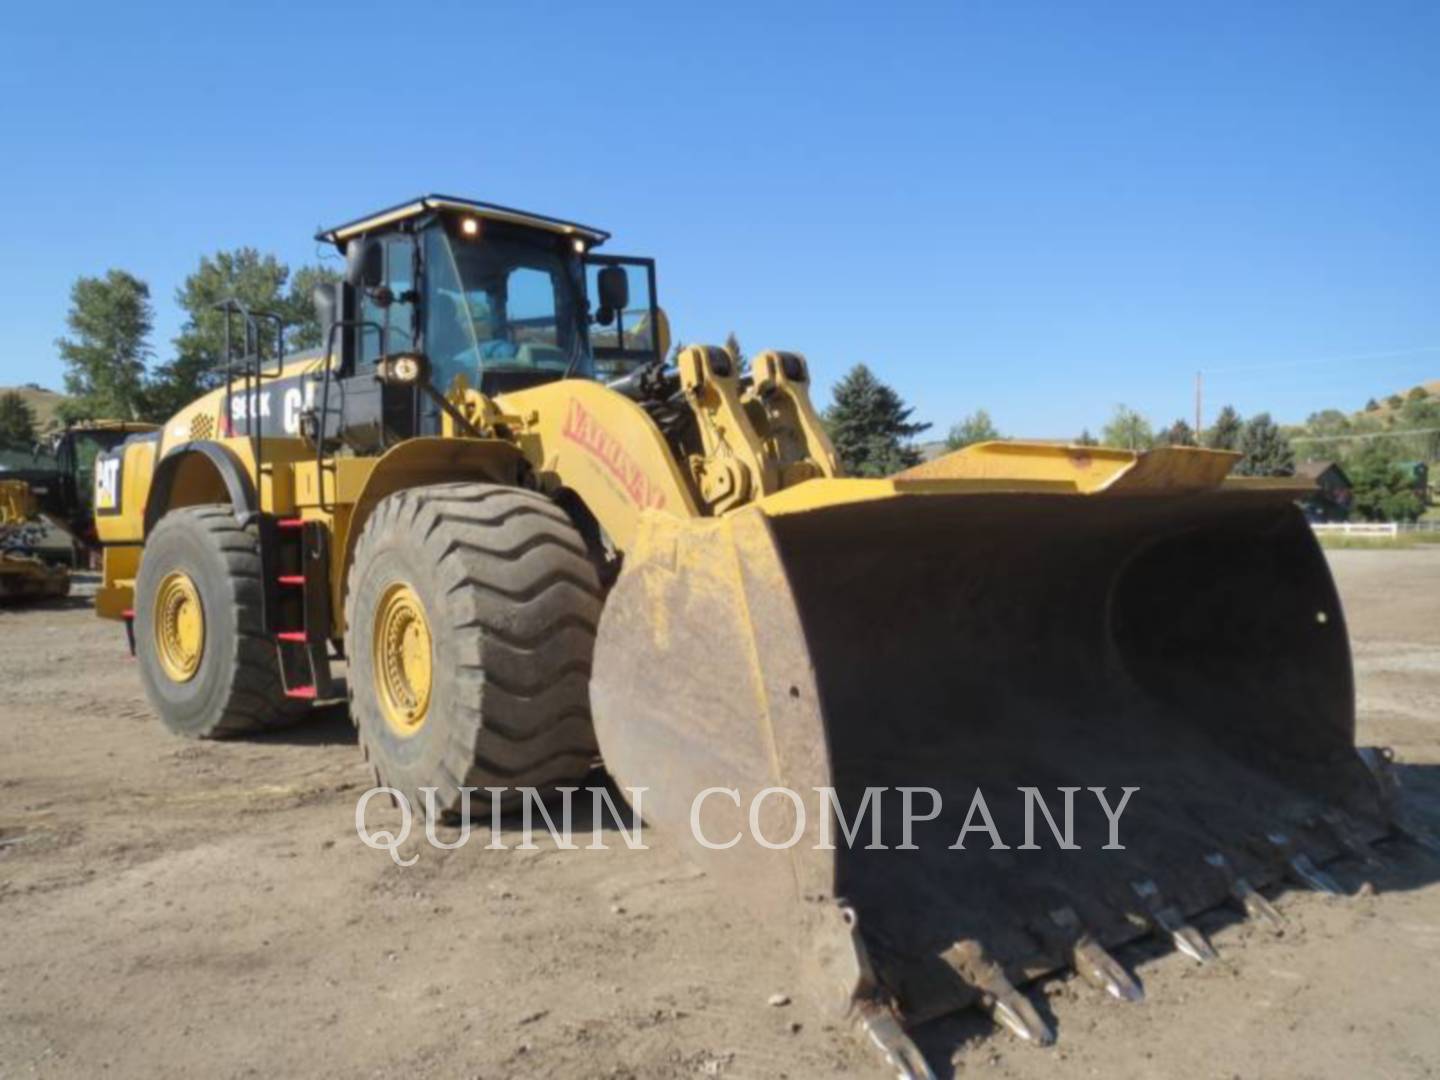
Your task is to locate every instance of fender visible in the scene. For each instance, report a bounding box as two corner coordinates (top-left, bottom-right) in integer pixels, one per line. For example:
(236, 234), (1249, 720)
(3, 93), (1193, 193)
(333, 437), (527, 633)
(144, 441), (257, 534)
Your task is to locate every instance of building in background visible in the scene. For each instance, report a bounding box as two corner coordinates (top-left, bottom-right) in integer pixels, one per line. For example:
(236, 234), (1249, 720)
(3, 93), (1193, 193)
(1296, 460), (1353, 522)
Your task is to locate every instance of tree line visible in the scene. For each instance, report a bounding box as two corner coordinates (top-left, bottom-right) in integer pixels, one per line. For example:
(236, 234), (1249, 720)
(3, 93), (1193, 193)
(821, 369), (1295, 477)
(38, 251), (338, 428)
(820, 366), (1431, 523)
(7, 277), (1431, 524)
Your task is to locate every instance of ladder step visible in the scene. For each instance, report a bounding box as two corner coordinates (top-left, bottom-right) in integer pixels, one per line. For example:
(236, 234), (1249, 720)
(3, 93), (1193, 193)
(277, 575), (306, 586)
(276, 631), (307, 642)
(285, 685), (317, 700)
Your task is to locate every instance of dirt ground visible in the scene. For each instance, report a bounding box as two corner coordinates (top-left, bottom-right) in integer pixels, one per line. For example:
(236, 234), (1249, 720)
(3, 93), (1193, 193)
(2, 549), (1438, 1079)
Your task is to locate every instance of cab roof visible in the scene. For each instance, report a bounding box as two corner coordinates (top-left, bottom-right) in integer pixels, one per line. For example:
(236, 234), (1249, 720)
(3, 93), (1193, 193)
(315, 194), (611, 248)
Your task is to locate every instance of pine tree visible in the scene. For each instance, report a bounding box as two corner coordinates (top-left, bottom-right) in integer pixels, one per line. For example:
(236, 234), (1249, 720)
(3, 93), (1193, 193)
(55, 270), (153, 422)
(1205, 405), (1244, 450)
(0, 391), (37, 446)
(1074, 428), (1098, 446)
(823, 364), (930, 476)
(1233, 412), (1295, 476)
(1159, 418), (1197, 446)
(723, 331), (745, 374)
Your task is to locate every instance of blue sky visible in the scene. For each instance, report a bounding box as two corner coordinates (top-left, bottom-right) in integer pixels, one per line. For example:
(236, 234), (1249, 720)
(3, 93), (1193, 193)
(3, 0), (1437, 438)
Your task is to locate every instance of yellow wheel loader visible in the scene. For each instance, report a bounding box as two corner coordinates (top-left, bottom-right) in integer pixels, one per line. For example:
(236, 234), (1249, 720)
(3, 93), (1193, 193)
(0, 479), (71, 601)
(94, 194), (1420, 1077)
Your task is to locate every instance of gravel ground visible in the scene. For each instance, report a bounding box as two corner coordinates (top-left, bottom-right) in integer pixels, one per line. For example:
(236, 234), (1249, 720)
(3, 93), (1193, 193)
(1, 549), (1437, 1079)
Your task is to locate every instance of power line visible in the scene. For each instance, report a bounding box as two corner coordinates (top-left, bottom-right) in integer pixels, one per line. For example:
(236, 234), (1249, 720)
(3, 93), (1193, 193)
(1290, 426), (1440, 444)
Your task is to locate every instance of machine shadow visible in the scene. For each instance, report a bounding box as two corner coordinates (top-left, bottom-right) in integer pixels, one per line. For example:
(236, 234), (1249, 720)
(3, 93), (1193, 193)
(249, 701), (357, 746)
(17, 593), (95, 612)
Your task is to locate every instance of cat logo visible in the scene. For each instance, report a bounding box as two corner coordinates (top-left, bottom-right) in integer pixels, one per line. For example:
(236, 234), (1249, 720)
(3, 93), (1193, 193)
(94, 454), (122, 514)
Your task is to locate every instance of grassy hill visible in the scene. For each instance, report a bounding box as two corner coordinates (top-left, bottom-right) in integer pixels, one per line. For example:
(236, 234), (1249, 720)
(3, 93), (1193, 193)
(1355, 378), (1440, 422)
(0, 385), (72, 433)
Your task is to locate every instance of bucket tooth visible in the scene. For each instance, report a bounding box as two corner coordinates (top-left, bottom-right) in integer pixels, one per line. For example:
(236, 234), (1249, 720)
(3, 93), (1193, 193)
(1357, 745), (1400, 800)
(943, 940), (1055, 1046)
(852, 999), (936, 1080)
(1356, 747), (1440, 857)
(1318, 810), (1383, 870)
(1267, 833), (1344, 896)
(1048, 907), (1144, 1003)
(1204, 853), (1286, 934)
(1130, 880), (1217, 963)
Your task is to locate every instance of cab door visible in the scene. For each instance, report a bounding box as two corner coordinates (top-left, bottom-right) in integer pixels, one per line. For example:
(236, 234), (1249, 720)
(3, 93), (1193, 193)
(338, 233), (421, 450)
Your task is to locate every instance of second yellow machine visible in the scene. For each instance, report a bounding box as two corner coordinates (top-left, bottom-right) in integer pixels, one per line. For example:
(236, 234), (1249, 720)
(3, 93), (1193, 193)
(95, 195), (1401, 1077)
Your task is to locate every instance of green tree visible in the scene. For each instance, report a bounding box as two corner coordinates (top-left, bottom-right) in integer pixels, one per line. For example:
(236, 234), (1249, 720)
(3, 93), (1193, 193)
(1348, 439), (1424, 522)
(1406, 385), (1429, 403)
(1074, 428), (1098, 446)
(1299, 408), (1353, 462)
(285, 264), (344, 351)
(148, 249), (338, 418)
(1101, 404), (1153, 450)
(1395, 395), (1440, 461)
(1386, 393), (1404, 409)
(0, 391), (37, 446)
(945, 409), (1000, 450)
(823, 364), (930, 476)
(1233, 412), (1295, 476)
(1204, 405), (1244, 450)
(55, 270), (154, 422)
(1158, 418), (1197, 446)
(1364, 397), (1380, 412)
(723, 331), (745, 374)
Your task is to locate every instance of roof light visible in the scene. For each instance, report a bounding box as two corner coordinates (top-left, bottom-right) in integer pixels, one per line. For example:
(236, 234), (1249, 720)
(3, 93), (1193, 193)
(572, 237), (586, 254)
(460, 217), (479, 237)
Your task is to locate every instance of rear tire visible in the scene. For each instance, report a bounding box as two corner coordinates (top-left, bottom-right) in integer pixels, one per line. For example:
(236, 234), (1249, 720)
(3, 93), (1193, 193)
(346, 483), (602, 817)
(135, 505), (310, 737)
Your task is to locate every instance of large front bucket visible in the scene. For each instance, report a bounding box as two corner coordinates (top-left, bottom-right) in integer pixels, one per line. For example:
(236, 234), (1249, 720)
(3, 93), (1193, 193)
(590, 479), (1386, 1039)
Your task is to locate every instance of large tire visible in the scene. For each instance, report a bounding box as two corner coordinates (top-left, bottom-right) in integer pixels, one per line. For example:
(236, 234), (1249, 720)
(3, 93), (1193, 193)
(135, 505), (309, 737)
(346, 483), (602, 816)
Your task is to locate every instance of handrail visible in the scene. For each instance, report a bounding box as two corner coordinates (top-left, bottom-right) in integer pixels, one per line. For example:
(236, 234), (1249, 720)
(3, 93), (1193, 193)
(213, 298), (286, 482)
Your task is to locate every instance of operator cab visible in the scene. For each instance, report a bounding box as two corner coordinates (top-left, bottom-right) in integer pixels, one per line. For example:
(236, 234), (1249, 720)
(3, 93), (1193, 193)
(316, 196), (663, 422)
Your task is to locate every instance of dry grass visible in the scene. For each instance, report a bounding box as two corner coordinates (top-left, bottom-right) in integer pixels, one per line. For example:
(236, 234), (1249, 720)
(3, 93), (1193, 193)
(0, 385), (70, 432)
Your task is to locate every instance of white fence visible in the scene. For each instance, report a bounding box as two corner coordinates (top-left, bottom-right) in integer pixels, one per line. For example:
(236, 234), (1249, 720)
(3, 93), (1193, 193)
(1310, 521), (1440, 538)
(1311, 522), (1399, 537)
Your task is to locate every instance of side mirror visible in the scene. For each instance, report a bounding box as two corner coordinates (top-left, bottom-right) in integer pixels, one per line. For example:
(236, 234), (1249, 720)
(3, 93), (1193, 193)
(347, 238), (385, 290)
(312, 282), (338, 336)
(597, 265), (629, 314)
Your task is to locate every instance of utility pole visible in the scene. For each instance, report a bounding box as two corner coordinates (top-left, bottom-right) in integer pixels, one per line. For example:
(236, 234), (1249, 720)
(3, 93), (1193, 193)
(1194, 371), (1203, 440)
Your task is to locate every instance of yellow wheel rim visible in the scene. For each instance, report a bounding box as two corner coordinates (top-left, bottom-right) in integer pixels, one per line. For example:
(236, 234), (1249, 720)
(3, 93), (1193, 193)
(373, 582), (433, 737)
(154, 570), (205, 683)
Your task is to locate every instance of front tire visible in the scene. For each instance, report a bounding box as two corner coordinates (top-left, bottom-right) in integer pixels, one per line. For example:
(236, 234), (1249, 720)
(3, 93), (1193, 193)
(135, 506), (309, 737)
(346, 483), (603, 816)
